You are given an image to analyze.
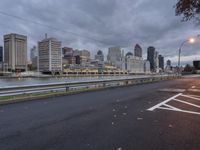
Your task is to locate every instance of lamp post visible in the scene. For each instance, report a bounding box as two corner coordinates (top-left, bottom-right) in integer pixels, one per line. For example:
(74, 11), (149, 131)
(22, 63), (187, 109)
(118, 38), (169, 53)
(178, 37), (196, 75)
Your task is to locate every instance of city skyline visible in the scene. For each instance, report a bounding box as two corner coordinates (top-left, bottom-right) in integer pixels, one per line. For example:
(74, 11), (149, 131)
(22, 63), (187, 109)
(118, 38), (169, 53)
(0, 33), (169, 65)
(0, 1), (199, 150)
(0, 0), (199, 66)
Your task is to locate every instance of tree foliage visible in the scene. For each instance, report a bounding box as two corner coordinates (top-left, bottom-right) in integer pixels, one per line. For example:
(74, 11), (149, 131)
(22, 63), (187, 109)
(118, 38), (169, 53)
(175, 0), (200, 22)
(183, 64), (194, 72)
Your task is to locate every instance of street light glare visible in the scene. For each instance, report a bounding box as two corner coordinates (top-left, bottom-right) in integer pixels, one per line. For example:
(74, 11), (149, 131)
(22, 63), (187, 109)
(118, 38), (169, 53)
(188, 37), (196, 44)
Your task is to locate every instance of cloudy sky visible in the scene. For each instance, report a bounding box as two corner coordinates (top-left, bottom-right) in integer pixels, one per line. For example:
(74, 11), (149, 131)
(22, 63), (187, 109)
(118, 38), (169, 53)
(0, 0), (199, 65)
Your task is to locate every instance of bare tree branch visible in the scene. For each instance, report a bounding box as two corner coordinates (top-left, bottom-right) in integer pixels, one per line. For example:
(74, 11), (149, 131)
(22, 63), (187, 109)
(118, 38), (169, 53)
(175, 0), (200, 23)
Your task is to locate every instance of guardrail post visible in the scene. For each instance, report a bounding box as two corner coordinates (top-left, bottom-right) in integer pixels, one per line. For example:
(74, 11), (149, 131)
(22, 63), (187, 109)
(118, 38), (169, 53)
(103, 83), (106, 87)
(66, 86), (69, 92)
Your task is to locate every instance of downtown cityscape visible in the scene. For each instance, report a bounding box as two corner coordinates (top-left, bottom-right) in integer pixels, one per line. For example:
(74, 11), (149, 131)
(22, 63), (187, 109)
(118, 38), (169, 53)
(0, 0), (200, 150)
(0, 33), (176, 76)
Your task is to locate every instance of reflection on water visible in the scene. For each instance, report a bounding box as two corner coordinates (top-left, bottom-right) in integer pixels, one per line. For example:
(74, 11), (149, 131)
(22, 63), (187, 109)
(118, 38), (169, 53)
(0, 76), (146, 87)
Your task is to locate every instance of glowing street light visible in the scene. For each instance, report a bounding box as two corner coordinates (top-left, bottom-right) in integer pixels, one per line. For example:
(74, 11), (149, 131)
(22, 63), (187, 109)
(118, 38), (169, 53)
(178, 37), (196, 75)
(188, 37), (196, 44)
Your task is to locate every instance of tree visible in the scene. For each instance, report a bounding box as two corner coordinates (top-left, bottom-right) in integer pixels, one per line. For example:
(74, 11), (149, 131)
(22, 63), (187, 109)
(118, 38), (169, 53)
(175, 0), (200, 23)
(183, 64), (194, 72)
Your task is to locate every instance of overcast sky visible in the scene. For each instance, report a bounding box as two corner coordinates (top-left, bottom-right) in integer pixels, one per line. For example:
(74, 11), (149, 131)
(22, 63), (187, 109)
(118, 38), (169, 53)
(0, 0), (199, 65)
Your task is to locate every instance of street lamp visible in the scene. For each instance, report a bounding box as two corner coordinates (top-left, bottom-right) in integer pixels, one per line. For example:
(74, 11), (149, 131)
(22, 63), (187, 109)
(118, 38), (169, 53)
(178, 37), (196, 75)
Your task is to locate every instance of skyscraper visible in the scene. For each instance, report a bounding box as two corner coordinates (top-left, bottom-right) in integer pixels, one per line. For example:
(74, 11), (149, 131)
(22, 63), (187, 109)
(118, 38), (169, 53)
(95, 50), (104, 62)
(107, 46), (122, 68)
(158, 55), (164, 70)
(30, 46), (38, 70)
(80, 50), (90, 66)
(62, 47), (75, 66)
(4, 33), (27, 72)
(155, 51), (159, 72)
(167, 60), (171, 66)
(0, 46), (3, 62)
(134, 44), (142, 57)
(166, 59), (172, 72)
(147, 46), (156, 72)
(38, 35), (62, 73)
(30, 46), (37, 60)
(62, 47), (73, 55)
(125, 51), (150, 74)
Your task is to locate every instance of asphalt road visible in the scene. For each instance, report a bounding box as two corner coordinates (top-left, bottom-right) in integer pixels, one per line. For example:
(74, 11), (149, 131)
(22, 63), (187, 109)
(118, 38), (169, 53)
(0, 76), (200, 150)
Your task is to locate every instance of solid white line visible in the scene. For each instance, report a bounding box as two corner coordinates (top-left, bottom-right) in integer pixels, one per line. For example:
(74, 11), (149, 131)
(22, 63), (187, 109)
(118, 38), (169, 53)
(147, 93), (182, 111)
(174, 98), (200, 108)
(157, 107), (200, 115)
(181, 94), (200, 101)
(158, 88), (185, 92)
(188, 89), (200, 92)
(163, 104), (181, 111)
(185, 94), (200, 98)
(157, 107), (179, 111)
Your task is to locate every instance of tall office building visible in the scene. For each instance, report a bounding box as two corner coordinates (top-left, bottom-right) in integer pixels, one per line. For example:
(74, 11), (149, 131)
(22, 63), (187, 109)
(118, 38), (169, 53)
(165, 59), (172, 72)
(30, 46), (37, 60)
(80, 50), (90, 66)
(30, 46), (38, 70)
(167, 60), (171, 66)
(38, 35), (62, 73)
(62, 47), (75, 66)
(158, 55), (164, 70)
(95, 50), (104, 62)
(147, 46), (156, 72)
(144, 60), (151, 73)
(155, 51), (159, 72)
(73, 49), (81, 65)
(73, 49), (91, 66)
(134, 44), (142, 58)
(62, 47), (73, 55)
(107, 46), (122, 68)
(107, 47), (122, 62)
(4, 33), (27, 72)
(125, 52), (150, 74)
(0, 46), (3, 62)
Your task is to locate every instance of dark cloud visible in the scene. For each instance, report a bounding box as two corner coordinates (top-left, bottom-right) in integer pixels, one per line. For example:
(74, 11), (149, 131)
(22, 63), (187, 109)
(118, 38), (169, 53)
(0, 0), (199, 65)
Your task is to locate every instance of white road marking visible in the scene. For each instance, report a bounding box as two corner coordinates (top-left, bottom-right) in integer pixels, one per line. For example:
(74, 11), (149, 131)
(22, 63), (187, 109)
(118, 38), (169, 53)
(158, 89), (185, 92)
(147, 93), (182, 111)
(162, 104), (181, 111)
(157, 107), (180, 111)
(157, 107), (200, 115)
(181, 94), (200, 101)
(184, 94), (200, 98)
(188, 89), (200, 92)
(191, 86), (196, 89)
(147, 93), (200, 116)
(174, 98), (200, 108)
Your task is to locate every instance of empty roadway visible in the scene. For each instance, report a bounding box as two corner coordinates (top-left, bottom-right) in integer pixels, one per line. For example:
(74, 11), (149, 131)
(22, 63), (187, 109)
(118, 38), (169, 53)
(0, 76), (199, 150)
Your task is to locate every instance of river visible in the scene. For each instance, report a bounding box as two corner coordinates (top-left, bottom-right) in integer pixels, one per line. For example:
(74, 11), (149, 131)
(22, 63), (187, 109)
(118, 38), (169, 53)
(0, 75), (151, 87)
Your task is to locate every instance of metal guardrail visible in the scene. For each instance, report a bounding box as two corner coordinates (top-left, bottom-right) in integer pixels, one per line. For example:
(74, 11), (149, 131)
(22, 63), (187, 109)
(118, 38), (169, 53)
(0, 75), (178, 97)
